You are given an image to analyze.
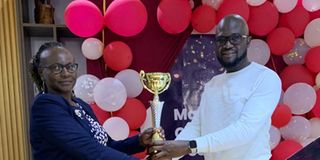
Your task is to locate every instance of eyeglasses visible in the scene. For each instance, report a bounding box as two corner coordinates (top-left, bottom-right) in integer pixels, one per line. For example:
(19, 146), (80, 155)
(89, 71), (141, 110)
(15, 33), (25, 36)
(40, 63), (78, 74)
(216, 33), (249, 46)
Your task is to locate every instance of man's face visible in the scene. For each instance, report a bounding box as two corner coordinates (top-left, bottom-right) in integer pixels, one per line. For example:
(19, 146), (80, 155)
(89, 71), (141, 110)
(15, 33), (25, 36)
(215, 24), (250, 68)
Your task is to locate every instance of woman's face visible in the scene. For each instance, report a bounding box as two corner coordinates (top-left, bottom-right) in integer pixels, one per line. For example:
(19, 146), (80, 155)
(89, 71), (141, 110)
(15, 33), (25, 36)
(39, 47), (77, 95)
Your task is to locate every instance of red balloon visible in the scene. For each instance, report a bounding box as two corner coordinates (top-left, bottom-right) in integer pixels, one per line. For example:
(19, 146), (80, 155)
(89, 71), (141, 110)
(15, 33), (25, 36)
(267, 27), (295, 55)
(114, 98), (146, 129)
(104, 0), (148, 37)
(271, 140), (302, 160)
(279, 6), (310, 37)
(103, 41), (133, 71)
(216, 0), (249, 23)
(64, 0), (103, 37)
(157, 0), (192, 34)
(191, 5), (216, 33)
(272, 104), (292, 128)
(90, 103), (111, 125)
(248, 1), (279, 36)
(280, 64), (315, 91)
(311, 90), (320, 117)
(310, 10), (320, 21)
(305, 46), (320, 73)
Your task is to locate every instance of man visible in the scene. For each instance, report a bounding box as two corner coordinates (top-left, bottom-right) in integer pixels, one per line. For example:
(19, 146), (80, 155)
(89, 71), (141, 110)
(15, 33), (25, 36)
(150, 14), (282, 160)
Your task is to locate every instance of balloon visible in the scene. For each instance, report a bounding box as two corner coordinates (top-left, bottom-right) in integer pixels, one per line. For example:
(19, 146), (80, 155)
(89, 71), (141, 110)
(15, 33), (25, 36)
(310, 9), (320, 20)
(317, 73), (320, 88)
(104, 0), (148, 37)
(114, 98), (146, 129)
(103, 117), (129, 140)
(278, 6), (310, 37)
(273, 0), (298, 13)
(115, 69), (143, 98)
(247, 39), (270, 65)
(279, 64), (315, 91)
(202, 0), (224, 9)
(93, 78), (127, 112)
(216, 0), (250, 22)
(248, 1), (279, 36)
(103, 41), (133, 71)
(282, 38), (310, 65)
(272, 104), (292, 128)
(246, 0), (267, 6)
(191, 5), (217, 33)
(81, 38), (104, 60)
(302, 0), (320, 12)
(269, 125), (281, 150)
(301, 137), (316, 147)
(304, 18), (320, 47)
(129, 130), (140, 137)
(271, 140), (303, 160)
(311, 90), (320, 117)
(157, 0), (192, 34)
(90, 103), (111, 125)
(280, 116), (311, 143)
(309, 117), (320, 138)
(64, 0), (103, 37)
(305, 46), (320, 73)
(74, 74), (100, 104)
(283, 83), (316, 115)
(267, 27), (295, 55)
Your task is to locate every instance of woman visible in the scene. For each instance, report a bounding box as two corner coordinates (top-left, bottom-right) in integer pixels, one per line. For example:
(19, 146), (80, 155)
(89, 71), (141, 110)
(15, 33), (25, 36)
(29, 42), (154, 160)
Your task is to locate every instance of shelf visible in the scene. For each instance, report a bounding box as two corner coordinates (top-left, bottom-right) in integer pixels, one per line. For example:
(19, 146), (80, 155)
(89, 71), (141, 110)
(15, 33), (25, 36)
(56, 24), (78, 38)
(23, 23), (54, 37)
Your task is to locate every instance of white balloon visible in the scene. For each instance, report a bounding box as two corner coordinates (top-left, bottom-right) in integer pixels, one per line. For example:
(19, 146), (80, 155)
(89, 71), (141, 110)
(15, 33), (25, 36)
(202, 0), (224, 10)
(304, 18), (320, 47)
(81, 38), (104, 60)
(302, 0), (320, 12)
(280, 116), (311, 143)
(115, 69), (143, 98)
(269, 125), (281, 150)
(301, 137), (316, 147)
(309, 117), (320, 138)
(274, 0), (298, 13)
(103, 117), (129, 140)
(74, 74), (100, 104)
(246, 0), (267, 6)
(247, 39), (270, 65)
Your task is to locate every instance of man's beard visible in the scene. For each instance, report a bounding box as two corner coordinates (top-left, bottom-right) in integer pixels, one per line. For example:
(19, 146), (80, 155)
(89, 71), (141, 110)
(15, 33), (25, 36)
(217, 51), (247, 68)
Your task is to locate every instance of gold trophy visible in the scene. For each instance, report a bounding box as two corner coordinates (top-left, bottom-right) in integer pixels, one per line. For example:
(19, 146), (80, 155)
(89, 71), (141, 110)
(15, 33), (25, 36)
(140, 70), (171, 141)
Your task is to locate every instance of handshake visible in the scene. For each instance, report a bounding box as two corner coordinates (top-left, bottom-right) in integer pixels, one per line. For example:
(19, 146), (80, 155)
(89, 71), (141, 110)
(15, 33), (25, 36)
(140, 128), (196, 160)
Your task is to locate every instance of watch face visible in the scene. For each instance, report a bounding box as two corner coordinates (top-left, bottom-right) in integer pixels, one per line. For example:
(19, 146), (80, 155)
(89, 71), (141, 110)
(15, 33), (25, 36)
(189, 140), (197, 148)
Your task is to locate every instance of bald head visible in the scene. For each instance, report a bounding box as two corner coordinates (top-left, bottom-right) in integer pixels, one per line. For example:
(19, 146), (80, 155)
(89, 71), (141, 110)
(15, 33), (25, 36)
(216, 14), (249, 36)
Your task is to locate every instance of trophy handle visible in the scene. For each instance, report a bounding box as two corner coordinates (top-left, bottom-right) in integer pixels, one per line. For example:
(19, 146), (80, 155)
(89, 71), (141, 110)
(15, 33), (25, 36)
(140, 70), (157, 95)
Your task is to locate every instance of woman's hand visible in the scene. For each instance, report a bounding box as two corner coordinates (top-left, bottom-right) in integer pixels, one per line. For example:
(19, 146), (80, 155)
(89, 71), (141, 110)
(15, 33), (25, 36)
(139, 128), (165, 147)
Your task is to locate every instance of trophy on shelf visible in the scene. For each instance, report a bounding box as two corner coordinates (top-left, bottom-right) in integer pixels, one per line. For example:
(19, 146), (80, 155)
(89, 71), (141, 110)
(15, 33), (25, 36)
(140, 70), (171, 141)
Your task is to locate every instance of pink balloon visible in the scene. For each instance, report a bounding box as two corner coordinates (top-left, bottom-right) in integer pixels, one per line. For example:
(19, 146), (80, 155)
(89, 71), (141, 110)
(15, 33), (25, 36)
(157, 0), (192, 34)
(74, 74), (100, 104)
(269, 125), (281, 150)
(103, 117), (129, 140)
(202, 0), (224, 9)
(64, 0), (103, 37)
(282, 38), (310, 65)
(81, 38), (104, 60)
(246, 0), (267, 6)
(302, 0), (320, 12)
(304, 18), (320, 47)
(283, 83), (317, 114)
(115, 69), (143, 98)
(280, 116), (311, 143)
(104, 0), (148, 37)
(274, 0), (298, 13)
(247, 39), (270, 65)
(93, 78), (127, 112)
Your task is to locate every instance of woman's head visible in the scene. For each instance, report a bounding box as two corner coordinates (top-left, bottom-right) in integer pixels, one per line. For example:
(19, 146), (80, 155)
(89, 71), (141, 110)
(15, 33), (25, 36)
(29, 42), (78, 95)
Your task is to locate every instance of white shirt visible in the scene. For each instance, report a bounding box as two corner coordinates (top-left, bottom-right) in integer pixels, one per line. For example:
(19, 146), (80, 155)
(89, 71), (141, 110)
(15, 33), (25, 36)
(176, 62), (282, 160)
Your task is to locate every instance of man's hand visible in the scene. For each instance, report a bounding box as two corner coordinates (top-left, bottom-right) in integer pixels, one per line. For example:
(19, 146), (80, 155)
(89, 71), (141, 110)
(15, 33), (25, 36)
(149, 140), (190, 160)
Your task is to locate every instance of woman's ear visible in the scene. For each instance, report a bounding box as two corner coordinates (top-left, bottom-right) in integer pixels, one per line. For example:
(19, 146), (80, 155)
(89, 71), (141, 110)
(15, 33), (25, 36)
(246, 36), (252, 45)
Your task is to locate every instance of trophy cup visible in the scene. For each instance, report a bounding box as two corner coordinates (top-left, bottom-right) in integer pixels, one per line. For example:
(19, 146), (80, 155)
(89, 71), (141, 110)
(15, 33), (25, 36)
(140, 70), (171, 141)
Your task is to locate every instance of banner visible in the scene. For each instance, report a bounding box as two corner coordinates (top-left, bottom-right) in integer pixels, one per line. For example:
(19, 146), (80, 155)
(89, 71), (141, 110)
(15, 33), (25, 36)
(160, 35), (223, 160)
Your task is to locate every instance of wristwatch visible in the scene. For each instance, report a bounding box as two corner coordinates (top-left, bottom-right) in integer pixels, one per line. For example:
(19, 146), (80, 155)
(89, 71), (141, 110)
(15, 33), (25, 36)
(188, 140), (197, 154)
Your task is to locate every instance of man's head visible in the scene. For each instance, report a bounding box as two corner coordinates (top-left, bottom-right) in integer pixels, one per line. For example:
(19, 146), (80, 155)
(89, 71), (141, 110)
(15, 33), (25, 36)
(215, 14), (251, 72)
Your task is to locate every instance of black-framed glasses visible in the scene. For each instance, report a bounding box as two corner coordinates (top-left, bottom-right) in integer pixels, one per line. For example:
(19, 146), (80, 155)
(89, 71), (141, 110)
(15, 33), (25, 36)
(40, 63), (78, 74)
(216, 33), (249, 46)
